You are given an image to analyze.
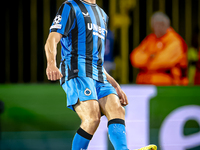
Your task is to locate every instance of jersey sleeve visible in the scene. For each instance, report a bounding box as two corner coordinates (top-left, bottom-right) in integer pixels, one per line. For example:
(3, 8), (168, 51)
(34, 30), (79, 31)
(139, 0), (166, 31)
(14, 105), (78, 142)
(50, 3), (75, 37)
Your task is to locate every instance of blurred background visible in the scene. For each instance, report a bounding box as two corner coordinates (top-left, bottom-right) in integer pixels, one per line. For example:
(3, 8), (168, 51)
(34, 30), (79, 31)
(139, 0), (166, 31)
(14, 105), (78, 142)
(0, 0), (200, 149)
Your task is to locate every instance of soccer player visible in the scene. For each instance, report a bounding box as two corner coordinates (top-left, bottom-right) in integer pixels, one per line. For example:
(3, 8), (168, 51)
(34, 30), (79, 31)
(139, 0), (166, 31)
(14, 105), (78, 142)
(45, 0), (157, 150)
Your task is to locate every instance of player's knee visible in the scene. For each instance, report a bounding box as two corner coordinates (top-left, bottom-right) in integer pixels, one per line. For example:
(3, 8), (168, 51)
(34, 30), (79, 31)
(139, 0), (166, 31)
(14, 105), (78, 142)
(89, 117), (101, 127)
(113, 105), (125, 117)
(119, 105), (125, 116)
(106, 105), (126, 119)
(83, 116), (101, 128)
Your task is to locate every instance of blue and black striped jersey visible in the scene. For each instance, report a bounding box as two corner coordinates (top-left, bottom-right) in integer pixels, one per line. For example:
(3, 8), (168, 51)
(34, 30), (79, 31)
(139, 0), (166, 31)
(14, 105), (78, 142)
(50, 0), (109, 84)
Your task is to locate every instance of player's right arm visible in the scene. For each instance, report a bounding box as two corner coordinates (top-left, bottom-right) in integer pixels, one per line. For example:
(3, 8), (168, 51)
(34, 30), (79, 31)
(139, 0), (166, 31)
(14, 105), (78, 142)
(44, 32), (63, 81)
(45, 2), (75, 81)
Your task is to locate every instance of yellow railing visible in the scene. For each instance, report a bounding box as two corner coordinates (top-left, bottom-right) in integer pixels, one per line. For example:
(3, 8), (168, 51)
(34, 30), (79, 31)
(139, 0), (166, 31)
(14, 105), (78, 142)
(109, 0), (136, 84)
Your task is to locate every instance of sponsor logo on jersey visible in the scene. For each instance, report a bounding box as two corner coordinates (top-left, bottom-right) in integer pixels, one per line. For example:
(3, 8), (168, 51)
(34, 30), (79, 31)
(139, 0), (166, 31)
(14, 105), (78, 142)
(87, 23), (107, 40)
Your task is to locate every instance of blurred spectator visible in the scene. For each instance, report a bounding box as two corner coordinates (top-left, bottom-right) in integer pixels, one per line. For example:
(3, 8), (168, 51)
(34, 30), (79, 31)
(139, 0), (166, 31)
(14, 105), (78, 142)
(103, 30), (116, 74)
(188, 27), (199, 85)
(130, 12), (188, 86)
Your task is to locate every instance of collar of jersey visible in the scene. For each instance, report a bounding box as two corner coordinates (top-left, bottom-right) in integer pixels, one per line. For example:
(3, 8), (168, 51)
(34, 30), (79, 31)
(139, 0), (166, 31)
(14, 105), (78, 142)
(80, 0), (96, 6)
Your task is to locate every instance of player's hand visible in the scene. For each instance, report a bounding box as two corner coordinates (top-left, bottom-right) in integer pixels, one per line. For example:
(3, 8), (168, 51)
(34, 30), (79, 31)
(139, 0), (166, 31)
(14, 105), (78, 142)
(46, 64), (63, 81)
(115, 86), (129, 106)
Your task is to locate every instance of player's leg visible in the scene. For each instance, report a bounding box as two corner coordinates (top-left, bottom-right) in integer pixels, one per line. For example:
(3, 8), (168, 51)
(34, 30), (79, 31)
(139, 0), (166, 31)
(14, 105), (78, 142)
(97, 84), (157, 150)
(74, 99), (101, 135)
(72, 100), (101, 150)
(99, 94), (128, 150)
(99, 94), (125, 120)
(61, 77), (101, 150)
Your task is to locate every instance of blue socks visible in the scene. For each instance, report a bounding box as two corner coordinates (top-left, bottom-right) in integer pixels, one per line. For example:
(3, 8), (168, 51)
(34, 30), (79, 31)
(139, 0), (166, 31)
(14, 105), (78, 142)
(72, 128), (93, 150)
(72, 119), (128, 150)
(108, 119), (129, 150)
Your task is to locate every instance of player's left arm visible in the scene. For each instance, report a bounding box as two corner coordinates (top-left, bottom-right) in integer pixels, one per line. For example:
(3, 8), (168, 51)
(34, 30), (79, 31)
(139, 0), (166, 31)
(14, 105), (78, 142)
(104, 69), (128, 106)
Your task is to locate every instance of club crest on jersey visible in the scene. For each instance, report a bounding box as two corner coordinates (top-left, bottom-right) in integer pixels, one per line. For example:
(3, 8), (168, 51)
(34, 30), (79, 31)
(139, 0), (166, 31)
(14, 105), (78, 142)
(84, 88), (92, 96)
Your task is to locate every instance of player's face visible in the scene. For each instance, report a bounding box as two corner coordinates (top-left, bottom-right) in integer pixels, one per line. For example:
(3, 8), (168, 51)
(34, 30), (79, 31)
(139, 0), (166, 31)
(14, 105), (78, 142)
(152, 21), (167, 38)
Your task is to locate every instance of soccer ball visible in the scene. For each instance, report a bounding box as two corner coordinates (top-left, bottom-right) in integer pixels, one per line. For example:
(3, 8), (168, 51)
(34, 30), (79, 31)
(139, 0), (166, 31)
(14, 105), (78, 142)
(53, 15), (62, 24)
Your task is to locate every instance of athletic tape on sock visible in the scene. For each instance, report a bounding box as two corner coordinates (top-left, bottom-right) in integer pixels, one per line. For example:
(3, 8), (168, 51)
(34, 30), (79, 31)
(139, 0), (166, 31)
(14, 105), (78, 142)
(107, 118), (125, 127)
(77, 128), (93, 140)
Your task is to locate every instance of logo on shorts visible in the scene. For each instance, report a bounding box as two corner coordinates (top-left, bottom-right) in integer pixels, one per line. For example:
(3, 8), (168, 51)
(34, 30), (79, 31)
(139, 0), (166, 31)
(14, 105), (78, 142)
(84, 88), (92, 96)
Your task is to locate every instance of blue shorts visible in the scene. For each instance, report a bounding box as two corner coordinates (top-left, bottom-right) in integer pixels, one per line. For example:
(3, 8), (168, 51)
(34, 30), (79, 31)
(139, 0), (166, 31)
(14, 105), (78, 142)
(61, 77), (118, 111)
